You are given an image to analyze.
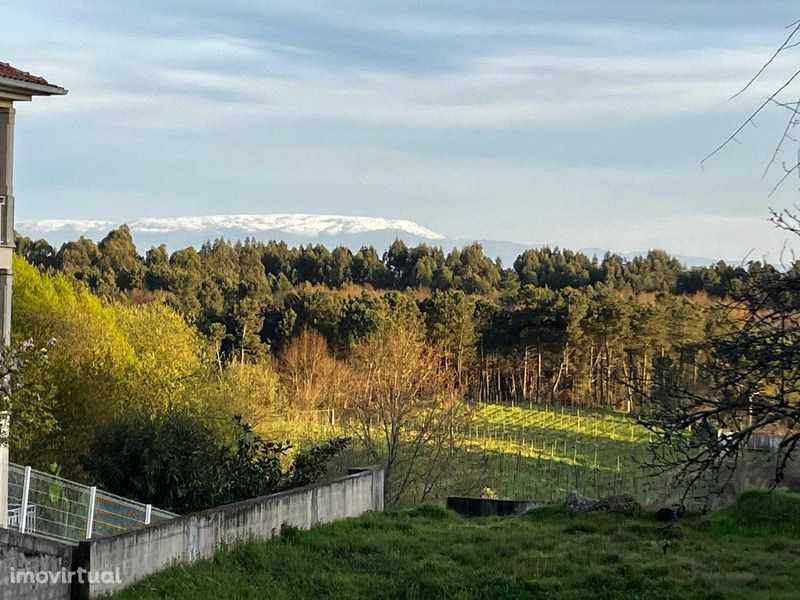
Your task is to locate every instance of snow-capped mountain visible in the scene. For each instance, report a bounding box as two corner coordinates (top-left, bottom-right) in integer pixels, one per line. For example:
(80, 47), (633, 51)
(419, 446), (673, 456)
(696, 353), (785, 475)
(16, 213), (720, 268)
(20, 213), (443, 241)
(18, 213), (453, 256)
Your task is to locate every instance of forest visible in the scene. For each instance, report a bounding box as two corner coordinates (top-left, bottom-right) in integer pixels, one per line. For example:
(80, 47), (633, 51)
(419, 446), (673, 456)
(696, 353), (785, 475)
(16, 225), (763, 402)
(7, 226), (772, 506)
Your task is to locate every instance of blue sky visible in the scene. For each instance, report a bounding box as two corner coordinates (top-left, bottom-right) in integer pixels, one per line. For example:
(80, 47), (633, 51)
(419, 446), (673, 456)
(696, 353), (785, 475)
(2, 0), (800, 260)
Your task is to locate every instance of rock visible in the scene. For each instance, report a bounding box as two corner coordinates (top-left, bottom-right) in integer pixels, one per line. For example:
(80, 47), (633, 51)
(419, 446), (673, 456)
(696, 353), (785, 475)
(481, 487), (497, 500)
(565, 490), (598, 512)
(592, 494), (641, 515)
(655, 507), (679, 522)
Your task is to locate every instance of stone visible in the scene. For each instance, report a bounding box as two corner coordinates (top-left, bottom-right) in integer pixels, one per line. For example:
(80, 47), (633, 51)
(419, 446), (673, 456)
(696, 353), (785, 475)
(564, 490), (598, 512)
(592, 494), (641, 515)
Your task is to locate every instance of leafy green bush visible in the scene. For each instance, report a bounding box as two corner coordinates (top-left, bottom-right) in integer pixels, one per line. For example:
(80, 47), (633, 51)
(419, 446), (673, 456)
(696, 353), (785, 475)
(284, 436), (350, 489)
(83, 410), (220, 512)
(84, 411), (348, 513)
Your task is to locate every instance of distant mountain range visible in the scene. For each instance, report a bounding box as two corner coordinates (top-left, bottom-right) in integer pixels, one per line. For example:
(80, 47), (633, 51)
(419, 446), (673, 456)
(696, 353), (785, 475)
(16, 213), (722, 268)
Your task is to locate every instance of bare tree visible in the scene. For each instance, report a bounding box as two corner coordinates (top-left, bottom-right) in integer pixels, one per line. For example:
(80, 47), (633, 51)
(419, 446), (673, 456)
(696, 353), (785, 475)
(280, 328), (341, 410)
(702, 19), (800, 199)
(643, 21), (800, 502)
(343, 326), (473, 506)
(639, 253), (800, 502)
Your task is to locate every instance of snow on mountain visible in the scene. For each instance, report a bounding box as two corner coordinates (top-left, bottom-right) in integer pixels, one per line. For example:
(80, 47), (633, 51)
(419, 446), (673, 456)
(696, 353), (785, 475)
(16, 213), (721, 268)
(19, 219), (115, 233)
(18, 213), (445, 240)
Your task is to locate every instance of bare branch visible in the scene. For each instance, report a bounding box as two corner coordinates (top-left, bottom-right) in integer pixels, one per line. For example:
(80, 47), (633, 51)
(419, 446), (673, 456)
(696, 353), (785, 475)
(702, 69), (800, 166)
(762, 94), (800, 178)
(730, 22), (800, 100)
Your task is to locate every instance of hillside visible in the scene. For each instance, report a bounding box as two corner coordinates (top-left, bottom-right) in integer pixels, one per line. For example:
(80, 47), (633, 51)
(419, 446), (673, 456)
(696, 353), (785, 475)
(112, 491), (800, 600)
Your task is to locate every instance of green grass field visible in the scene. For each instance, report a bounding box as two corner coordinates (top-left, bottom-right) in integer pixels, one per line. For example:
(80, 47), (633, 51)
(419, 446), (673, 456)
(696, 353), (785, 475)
(272, 402), (672, 506)
(112, 491), (800, 600)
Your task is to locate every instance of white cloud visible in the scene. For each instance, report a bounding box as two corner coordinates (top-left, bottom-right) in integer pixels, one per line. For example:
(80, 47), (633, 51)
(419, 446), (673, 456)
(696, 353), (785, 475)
(14, 15), (794, 132)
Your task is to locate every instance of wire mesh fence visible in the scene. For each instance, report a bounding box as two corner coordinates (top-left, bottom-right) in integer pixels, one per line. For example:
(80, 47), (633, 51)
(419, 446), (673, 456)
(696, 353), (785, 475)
(6, 463), (177, 544)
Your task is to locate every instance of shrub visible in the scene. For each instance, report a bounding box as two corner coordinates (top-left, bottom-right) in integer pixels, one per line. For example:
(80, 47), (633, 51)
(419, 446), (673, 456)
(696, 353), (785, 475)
(83, 411), (223, 513)
(284, 436), (350, 489)
(84, 411), (348, 513)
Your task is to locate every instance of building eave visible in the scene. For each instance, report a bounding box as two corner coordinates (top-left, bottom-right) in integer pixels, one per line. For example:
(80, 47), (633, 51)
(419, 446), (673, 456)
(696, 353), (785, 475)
(0, 76), (68, 100)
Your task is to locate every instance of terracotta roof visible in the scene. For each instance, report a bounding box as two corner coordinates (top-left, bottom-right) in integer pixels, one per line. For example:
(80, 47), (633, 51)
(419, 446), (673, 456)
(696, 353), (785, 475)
(0, 61), (66, 93)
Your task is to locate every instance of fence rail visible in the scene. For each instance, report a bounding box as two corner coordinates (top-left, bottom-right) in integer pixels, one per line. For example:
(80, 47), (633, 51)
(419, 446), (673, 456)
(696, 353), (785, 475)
(6, 463), (177, 544)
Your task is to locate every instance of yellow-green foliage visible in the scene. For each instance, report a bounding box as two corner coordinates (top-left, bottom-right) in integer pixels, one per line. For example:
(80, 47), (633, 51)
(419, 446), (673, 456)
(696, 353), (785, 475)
(11, 256), (207, 471)
(202, 360), (286, 430)
(462, 403), (667, 505)
(113, 302), (205, 413)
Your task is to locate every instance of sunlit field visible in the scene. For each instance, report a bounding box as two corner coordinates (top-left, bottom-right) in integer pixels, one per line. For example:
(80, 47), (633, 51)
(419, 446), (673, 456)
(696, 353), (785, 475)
(266, 402), (674, 506)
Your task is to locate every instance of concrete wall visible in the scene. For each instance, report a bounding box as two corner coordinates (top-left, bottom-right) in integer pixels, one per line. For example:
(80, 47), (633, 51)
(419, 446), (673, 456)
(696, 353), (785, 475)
(80, 466), (384, 598)
(0, 527), (75, 600)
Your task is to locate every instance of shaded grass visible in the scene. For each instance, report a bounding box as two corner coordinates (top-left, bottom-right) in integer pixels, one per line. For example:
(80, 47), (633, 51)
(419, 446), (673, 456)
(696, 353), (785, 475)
(112, 491), (800, 600)
(706, 490), (800, 538)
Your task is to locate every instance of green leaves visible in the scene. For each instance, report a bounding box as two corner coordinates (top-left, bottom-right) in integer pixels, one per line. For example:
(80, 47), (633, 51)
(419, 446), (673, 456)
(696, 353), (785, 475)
(85, 412), (348, 514)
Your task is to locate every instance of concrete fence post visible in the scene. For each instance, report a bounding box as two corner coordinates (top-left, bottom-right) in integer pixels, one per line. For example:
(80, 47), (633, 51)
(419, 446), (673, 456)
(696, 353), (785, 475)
(347, 466), (385, 512)
(0, 411), (8, 528)
(86, 486), (97, 539)
(19, 464), (30, 533)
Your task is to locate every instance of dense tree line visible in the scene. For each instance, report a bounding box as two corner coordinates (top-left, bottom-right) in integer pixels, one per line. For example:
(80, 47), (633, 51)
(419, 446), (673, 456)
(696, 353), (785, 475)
(14, 226), (768, 415)
(19, 228), (763, 302)
(16, 227), (761, 352)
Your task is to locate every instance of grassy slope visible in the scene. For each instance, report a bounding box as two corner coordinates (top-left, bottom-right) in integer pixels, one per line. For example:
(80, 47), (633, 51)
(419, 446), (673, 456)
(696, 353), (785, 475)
(113, 491), (800, 600)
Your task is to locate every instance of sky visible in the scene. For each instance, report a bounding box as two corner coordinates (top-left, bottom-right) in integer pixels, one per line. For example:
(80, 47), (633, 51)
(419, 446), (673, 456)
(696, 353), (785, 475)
(2, 0), (800, 261)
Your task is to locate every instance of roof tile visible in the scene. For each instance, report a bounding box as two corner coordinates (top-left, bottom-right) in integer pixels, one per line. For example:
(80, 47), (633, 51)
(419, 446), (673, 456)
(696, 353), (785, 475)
(0, 61), (55, 87)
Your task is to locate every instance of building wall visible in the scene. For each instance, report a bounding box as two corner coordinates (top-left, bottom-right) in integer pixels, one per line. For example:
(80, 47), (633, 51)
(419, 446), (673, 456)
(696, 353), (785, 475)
(82, 466), (384, 597)
(0, 527), (74, 600)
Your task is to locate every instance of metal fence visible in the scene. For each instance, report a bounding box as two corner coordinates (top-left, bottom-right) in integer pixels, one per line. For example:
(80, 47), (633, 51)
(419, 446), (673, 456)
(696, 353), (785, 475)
(7, 463), (177, 544)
